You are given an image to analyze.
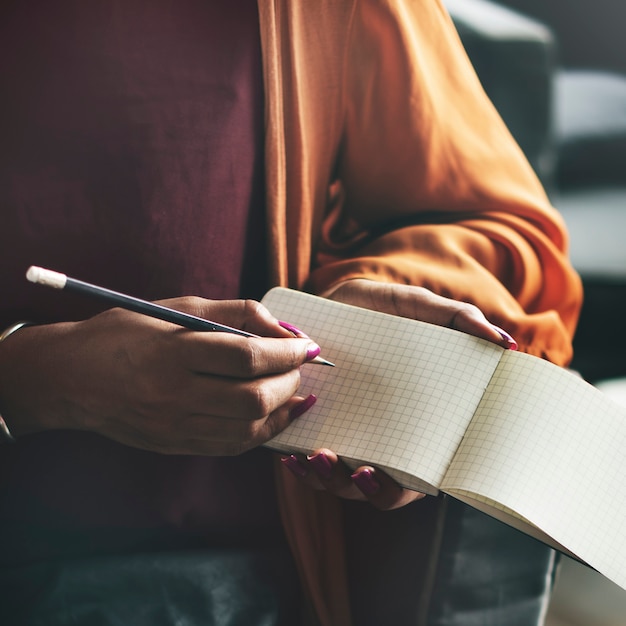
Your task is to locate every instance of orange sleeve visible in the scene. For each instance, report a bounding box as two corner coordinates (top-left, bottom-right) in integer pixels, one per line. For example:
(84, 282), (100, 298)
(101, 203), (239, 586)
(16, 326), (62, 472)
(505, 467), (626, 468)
(306, 0), (582, 366)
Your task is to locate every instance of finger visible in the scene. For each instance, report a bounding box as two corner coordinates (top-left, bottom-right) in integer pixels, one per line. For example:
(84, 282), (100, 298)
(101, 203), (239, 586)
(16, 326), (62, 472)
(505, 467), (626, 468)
(157, 297), (296, 339)
(280, 453), (327, 491)
(178, 366), (306, 421)
(330, 279), (517, 350)
(450, 306), (519, 350)
(350, 466), (426, 511)
(141, 394), (318, 456)
(123, 355), (304, 424)
(175, 332), (321, 378)
(280, 449), (366, 500)
(217, 393), (319, 453)
(306, 448), (365, 499)
(330, 280), (466, 326)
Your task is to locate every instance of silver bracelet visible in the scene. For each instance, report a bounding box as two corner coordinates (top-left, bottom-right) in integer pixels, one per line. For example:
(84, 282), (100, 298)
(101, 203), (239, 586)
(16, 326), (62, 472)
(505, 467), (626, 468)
(0, 321), (34, 443)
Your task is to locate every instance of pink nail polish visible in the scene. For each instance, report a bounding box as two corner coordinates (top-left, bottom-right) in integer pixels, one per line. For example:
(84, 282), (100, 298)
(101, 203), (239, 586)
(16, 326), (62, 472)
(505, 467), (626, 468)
(351, 468), (380, 496)
(279, 320), (310, 339)
(307, 451), (333, 480)
(281, 455), (308, 477)
(289, 394), (317, 420)
(306, 343), (321, 361)
(491, 325), (518, 350)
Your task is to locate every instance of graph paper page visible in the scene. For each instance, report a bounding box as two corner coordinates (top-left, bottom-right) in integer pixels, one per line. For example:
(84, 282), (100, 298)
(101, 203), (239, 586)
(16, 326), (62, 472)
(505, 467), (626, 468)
(442, 350), (626, 591)
(261, 288), (504, 493)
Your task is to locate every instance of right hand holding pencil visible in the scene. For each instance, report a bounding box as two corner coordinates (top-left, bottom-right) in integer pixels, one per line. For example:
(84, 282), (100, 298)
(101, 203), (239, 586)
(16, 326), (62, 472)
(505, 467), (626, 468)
(0, 297), (319, 455)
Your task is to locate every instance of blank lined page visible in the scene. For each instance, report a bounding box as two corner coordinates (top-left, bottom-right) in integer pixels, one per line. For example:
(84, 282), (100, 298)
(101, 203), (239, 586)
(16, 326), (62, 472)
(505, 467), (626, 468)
(262, 288), (503, 492)
(443, 350), (626, 591)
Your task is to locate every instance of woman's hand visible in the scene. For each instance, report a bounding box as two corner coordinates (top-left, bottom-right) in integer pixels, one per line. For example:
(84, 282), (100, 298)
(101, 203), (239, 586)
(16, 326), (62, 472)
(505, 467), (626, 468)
(327, 279), (517, 350)
(282, 448), (424, 510)
(0, 297), (320, 456)
(280, 279), (517, 510)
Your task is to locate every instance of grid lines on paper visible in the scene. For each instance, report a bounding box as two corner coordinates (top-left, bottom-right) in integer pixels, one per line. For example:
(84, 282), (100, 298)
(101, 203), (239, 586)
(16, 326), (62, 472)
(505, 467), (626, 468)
(443, 351), (626, 590)
(262, 288), (503, 489)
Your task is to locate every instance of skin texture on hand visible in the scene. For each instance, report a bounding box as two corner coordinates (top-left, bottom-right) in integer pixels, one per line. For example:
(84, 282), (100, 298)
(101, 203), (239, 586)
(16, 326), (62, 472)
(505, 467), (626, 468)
(0, 297), (320, 456)
(280, 279), (517, 510)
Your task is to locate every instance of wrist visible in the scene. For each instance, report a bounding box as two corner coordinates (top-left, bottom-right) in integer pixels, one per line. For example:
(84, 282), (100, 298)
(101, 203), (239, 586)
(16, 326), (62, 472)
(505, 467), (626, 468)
(0, 321), (74, 439)
(0, 322), (34, 441)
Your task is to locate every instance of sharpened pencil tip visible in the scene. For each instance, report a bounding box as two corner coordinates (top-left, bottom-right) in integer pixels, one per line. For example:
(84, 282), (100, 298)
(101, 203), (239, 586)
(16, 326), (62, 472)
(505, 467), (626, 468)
(312, 356), (335, 367)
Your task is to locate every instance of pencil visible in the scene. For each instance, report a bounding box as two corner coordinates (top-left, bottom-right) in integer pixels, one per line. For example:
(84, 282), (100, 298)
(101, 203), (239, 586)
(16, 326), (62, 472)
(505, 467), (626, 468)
(25, 266), (334, 367)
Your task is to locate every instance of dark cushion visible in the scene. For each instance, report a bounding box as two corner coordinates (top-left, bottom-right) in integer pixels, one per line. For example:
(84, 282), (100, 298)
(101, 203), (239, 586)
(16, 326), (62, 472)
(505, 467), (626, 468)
(555, 70), (626, 186)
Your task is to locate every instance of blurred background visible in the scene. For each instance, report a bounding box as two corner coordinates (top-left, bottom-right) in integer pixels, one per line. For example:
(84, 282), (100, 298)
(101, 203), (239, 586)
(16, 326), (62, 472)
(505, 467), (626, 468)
(498, 0), (626, 75)
(445, 1), (626, 624)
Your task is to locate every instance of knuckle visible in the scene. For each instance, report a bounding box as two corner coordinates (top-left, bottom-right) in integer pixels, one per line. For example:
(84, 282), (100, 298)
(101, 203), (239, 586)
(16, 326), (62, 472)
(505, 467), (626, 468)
(262, 413), (287, 441)
(237, 341), (262, 377)
(168, 295), (207, 317)
(448, 302), (483, 328)
(461, 302), (481, 316)
(233, 421), (263, 455)
(411, 285), (431, 299)
(455, 302), (482, 322)
(242, 298), (266, 322)
(241, 384), (274, 420)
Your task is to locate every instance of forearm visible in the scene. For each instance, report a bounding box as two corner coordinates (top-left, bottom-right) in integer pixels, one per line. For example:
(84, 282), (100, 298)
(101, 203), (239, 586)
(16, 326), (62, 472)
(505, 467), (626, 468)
(308, 216), (581, 366)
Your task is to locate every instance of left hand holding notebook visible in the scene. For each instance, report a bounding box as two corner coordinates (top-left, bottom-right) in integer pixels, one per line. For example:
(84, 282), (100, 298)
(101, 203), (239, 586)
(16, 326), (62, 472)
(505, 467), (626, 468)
(327, 279), (517, 351)
(280, 278), (517, 510)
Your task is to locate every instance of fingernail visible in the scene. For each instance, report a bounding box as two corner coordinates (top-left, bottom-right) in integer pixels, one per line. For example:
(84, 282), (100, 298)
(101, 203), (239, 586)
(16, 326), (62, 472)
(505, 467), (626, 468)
(289, 394), (317, 420)
(279, 320), (310, 339)
(351, 468), (380, 496)
(281, 455), (308, 478)
(491, 325), (518, 350)
(279, 322), (321, 362)
(306, 343), (321, 361)
(307, 451), (333, 480)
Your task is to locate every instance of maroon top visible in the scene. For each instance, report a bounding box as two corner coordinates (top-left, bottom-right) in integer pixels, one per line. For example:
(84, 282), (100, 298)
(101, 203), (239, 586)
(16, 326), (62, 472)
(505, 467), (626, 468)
(0, 0), (281, 564)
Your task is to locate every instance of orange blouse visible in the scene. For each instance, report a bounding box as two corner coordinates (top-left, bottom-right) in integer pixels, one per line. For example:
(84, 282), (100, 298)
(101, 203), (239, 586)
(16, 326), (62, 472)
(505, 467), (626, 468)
(258, 1), (582, 624)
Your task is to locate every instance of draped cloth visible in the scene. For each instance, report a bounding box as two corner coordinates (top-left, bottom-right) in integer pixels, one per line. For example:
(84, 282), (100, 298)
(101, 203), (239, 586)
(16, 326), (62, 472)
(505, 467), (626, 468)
(258, 1), (582, 624)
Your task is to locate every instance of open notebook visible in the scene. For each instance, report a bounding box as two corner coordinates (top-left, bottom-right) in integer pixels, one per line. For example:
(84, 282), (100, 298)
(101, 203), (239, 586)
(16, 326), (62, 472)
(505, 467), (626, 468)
(261, 287), (626, 592)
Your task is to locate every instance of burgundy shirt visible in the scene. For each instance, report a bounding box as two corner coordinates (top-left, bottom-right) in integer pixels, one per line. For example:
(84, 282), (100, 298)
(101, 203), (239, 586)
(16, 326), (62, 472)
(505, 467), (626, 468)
(0, 0), (281, 564)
